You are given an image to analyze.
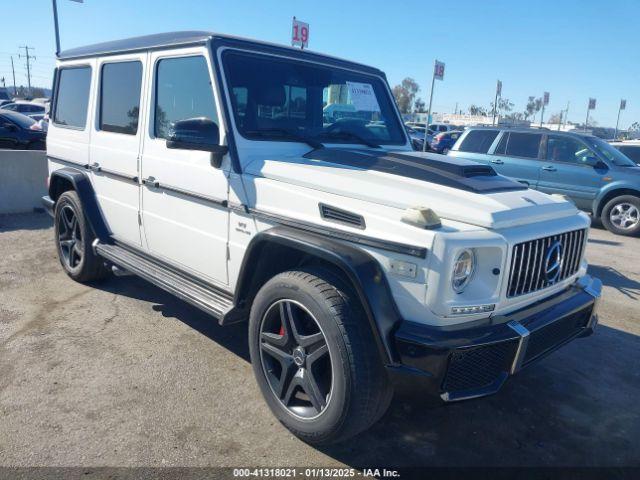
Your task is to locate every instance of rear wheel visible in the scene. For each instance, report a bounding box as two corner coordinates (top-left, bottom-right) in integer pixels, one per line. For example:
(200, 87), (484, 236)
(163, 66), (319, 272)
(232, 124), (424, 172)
(249, 269), (393, 445)
(54, 191), (109, 282)
(601, 195), (640, 236)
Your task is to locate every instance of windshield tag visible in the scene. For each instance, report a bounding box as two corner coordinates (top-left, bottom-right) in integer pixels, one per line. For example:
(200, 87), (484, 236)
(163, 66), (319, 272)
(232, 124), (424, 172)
(346, 81), (381, 112)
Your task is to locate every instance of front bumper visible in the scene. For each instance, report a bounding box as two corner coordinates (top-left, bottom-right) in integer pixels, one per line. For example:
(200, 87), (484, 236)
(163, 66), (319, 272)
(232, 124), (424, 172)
(391, 274), (602, 401)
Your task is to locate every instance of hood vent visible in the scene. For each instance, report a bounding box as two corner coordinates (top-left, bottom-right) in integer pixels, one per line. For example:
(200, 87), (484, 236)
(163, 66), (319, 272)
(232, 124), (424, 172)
(319, 203), (366, 229)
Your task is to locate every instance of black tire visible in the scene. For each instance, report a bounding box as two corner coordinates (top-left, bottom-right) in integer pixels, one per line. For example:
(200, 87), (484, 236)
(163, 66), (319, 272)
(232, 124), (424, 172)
(54, 190), (109, 282)
(601, 195), (640, 236)
(249, 269), (393, 445)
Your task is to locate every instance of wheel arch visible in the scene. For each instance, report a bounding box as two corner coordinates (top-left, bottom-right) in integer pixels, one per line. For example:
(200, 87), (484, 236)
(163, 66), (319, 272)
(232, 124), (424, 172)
(49, 167), (111, 242)
(594, 186), (640, 217)
(234, 227), (403, 365)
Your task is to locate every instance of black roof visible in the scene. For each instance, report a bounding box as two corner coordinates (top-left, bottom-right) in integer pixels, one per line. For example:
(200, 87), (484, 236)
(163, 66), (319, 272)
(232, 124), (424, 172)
(56, 31), (383, 75)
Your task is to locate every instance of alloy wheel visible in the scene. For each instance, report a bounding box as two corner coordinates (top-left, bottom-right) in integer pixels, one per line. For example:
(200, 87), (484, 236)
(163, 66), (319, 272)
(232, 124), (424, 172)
(259, 299), (333, 419)
(58, 204), (83, 269)
(610, 202), (640, 230)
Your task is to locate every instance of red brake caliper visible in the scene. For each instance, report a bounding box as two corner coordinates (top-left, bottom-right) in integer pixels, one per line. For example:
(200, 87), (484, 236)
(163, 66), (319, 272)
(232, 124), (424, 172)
(278, 323), (285, 336)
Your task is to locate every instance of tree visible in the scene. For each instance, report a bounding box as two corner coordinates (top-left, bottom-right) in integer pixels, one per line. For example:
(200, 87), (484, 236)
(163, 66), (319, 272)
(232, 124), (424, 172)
(525, 97), (537, 120)
(490, 97), (514, 117)
(547, 112), (562, 124)
(414, 98), (425, 113)
(392, 77), (420, 114)
(468, 104), (488, 116)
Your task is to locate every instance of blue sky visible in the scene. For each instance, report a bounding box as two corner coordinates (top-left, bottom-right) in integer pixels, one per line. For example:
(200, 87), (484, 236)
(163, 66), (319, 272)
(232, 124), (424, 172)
(1, 0), (638, 128)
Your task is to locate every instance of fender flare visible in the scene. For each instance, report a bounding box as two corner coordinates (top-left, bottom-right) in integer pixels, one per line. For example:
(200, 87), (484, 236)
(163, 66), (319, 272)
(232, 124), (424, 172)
(234, 226), (403, 365)
(593, 183), (640, 217)
(49, 167), (111, 243)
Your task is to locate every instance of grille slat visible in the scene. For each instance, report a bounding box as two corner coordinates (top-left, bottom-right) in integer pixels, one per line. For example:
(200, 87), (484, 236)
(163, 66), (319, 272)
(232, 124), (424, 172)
(507, 229), (586, 298)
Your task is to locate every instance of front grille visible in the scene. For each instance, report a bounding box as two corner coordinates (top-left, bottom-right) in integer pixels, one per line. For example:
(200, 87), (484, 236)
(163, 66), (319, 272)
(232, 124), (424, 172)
(442, 340), (517, 393)
(507, 229), (586, 298)
(524, 306), (592, 364)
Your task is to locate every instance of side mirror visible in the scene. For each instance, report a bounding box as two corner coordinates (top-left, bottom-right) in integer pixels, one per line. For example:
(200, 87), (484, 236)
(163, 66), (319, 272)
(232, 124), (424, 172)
(166, 117), (228, 168)
(584, 155), (607, 169)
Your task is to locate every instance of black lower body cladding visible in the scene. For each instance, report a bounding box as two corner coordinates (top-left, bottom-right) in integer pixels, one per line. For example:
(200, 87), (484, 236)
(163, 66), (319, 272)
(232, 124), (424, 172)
(391, 275), (601, 401)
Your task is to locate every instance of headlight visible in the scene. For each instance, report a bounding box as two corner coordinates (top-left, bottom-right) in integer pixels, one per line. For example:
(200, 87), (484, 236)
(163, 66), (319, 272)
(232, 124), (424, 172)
(452, 249), (475, 293)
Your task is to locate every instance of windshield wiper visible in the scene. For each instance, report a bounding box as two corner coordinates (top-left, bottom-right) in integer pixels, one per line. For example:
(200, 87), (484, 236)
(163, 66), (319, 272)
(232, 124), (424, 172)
(321, 131), (381, 148)
(244, 128), (324, 150)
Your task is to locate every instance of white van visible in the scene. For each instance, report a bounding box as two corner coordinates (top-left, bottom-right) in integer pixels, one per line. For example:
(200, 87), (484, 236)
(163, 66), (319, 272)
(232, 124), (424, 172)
(43, 31), (601, 444)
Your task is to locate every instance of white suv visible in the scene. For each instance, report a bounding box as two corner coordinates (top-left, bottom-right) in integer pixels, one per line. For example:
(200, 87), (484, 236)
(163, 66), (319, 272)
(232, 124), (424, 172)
(43, 31), (601, 444)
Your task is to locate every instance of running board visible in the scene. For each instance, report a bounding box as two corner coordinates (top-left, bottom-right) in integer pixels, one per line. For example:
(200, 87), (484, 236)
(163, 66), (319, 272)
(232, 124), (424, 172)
(94, 242), (236, 322)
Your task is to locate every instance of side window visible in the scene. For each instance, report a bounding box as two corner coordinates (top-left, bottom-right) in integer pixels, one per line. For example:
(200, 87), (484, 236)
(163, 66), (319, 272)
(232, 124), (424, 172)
(99, 61), (143, 135)
(546, 135), (593, 164)
(505, 132), (542, 159)
(457, 129), (499, 153)
(618, 146), (640, 163)
(53, 66), (92, 128)
(154, 56), (218, 140)
(494, 132), (509, 155)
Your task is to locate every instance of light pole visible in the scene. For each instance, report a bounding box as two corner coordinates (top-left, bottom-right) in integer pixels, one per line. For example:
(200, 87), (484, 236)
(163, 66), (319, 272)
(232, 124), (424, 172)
(423, 60), (445, 152)
(614, 99), (626, 140)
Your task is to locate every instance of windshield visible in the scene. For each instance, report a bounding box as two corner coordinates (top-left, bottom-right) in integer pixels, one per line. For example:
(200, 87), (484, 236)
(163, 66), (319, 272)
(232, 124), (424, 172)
(223, 51), (406, 146)
(585, 136), (637, 167)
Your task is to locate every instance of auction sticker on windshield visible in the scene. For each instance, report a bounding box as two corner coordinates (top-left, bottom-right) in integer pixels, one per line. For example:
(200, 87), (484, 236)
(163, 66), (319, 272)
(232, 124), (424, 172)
(346, 81), (380, 112)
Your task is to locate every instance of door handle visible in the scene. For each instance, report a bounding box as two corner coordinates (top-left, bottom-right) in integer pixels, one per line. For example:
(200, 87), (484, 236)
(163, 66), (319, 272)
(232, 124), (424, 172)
(142, 176), (159, 188)
(490, 159), (504, 164)
(542, 165), (557, 172)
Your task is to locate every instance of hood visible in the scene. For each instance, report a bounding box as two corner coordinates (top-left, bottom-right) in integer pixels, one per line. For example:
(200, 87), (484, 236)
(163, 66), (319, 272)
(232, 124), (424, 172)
(243, 148), (579, 230)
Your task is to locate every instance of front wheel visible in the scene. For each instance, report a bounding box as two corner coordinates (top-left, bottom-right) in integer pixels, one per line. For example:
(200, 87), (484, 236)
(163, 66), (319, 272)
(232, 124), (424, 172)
(601, 195), (640, 236)
(248, 269), (393, 445)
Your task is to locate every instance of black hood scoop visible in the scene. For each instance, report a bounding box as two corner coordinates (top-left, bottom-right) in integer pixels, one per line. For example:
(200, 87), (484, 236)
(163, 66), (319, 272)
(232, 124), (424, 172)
(304, 149), (526, 194)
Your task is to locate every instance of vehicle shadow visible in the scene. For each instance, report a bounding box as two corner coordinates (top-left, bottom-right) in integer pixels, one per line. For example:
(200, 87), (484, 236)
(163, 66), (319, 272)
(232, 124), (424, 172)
(588, 264), (640, 298)
(318, 324), (640, 467)
(0, 212), (52, 233)
(95, 275), (250, 362)
(92, 275), (640, 467)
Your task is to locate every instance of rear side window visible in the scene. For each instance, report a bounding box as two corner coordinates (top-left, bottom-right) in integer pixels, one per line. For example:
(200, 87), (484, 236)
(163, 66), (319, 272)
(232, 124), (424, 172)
(99, 61), (143, 135)
(154, 56), (218, 139)
(54, 66), (92, 128)
(457, 129), (499, 153)
(506, 133), (542, 159)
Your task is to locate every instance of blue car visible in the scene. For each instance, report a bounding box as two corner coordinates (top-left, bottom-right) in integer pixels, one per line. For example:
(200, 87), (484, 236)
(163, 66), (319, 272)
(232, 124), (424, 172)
(430, 130), (462, 154)
(448, 127), (640, 236)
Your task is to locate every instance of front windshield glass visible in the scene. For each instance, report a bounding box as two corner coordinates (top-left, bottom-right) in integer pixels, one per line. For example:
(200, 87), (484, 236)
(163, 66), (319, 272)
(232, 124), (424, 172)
(584, 136), (637, 167)
(223, 51), (406, 146)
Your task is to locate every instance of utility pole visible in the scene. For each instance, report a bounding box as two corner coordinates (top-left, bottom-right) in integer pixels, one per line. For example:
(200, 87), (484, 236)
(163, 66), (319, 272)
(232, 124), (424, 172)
(563, 101), (570, 130)
(454, 102), (458, 115)
(19, 46), (35, 96)
(10, 56), (17, 95)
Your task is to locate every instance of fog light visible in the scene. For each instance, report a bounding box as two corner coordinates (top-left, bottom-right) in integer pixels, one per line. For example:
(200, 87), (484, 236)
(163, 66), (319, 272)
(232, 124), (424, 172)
(451, 304), (495, 315)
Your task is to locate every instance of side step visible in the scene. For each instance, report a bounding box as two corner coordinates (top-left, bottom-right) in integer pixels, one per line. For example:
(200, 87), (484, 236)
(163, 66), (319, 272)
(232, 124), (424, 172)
(94, 242), (236, 322)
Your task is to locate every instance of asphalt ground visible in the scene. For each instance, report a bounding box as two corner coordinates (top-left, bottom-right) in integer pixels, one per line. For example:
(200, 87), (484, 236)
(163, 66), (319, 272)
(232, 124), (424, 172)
(0, 213), (638, 469)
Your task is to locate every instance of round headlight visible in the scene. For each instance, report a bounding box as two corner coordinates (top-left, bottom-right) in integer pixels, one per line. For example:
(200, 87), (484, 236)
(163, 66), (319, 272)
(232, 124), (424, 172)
(452, 249), (476, 293)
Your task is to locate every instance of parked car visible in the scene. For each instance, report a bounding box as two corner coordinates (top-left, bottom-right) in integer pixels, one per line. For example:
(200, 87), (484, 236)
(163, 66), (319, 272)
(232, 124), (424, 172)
(610, 141), (640, 164)
(1, 101), (46, 118)
(0, 110), (46, 149)
(428, 122), (457, 135)
(43, 31), (600, 444)
(449, 127), (640, 236)
(406, 125), (425, 150)
(430, 130), (462, 154)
